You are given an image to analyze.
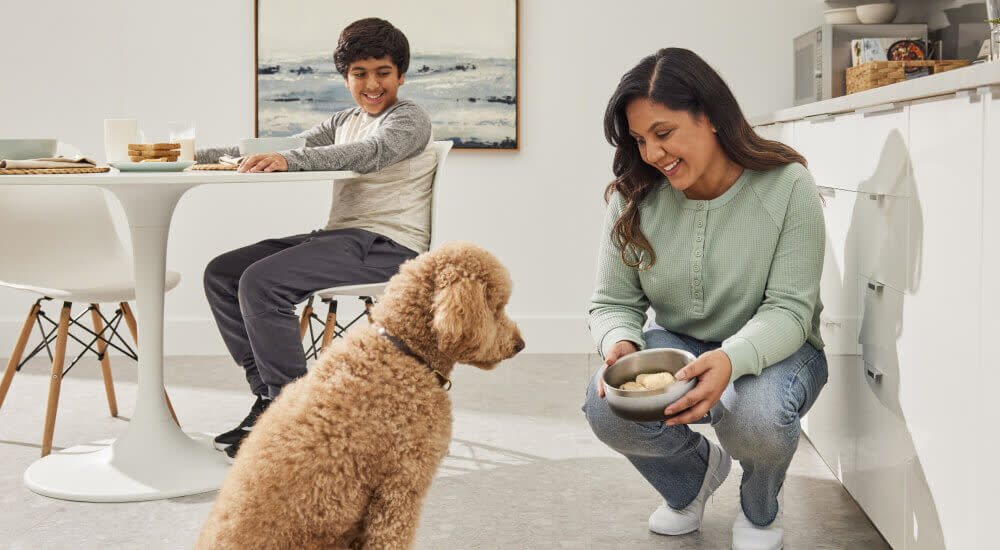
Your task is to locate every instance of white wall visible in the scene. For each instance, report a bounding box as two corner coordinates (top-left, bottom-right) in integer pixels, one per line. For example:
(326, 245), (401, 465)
(0, 0), (824, 356)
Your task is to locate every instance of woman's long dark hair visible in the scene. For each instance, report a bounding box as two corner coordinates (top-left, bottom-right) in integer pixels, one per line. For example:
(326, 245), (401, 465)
(604, 48), (806, 269)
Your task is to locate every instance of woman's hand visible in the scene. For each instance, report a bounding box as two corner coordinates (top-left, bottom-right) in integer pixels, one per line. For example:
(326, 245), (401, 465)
(597, 340), (639, 398)
(662, 349), (733, 424)
(238, 153), (288, 173)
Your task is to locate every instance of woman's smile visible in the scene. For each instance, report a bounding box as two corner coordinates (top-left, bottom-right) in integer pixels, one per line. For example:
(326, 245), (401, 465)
(661, 158), (681, 176)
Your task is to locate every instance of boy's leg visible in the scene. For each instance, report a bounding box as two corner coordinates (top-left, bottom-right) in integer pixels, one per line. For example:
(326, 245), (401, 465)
(237, 228), (417, 399)
(204, 233), (310, 396)
(582, 326), (713, 510)
(712, 342), (828, 526)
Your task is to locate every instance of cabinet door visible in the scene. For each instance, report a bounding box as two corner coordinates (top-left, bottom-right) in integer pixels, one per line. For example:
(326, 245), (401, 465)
(855, 192), (911, 295)
(977, 85), (1000, 550)
(818, 186), (861, 355)
(902, 92), (984, 549)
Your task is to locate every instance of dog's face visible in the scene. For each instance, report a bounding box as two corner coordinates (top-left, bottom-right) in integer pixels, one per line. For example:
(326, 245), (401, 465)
(429, 244), (524, 369)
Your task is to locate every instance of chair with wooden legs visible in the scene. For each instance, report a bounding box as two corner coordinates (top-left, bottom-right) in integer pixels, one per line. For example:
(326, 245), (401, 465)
(0, 171), (182, 457)
(300, 141), (452, 357)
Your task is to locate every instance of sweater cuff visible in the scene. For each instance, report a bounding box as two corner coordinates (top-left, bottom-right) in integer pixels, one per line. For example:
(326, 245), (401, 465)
(720, 337), (760, 384)
(279, 149), (304, 171)
(600, 327), (645, 360)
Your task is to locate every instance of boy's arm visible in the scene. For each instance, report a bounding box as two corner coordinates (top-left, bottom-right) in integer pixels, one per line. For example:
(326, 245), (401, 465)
(280, 102), (432, 174)
(195, 145), (239, 165)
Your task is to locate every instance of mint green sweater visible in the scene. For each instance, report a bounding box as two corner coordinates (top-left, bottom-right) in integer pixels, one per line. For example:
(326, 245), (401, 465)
(589, 162), (826, 384)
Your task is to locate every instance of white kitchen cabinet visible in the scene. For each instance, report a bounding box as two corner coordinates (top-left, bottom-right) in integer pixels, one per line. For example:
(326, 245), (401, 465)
(761, 85), (992, 549)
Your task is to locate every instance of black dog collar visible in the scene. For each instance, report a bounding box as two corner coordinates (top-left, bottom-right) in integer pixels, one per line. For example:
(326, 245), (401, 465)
(376, 326), (452, 390)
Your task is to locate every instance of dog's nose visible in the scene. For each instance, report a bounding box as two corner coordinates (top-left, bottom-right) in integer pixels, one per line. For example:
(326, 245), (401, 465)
(514, 339), (525, 353)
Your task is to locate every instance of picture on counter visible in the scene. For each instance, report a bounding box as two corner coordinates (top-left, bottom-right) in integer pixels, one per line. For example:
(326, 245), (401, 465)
(254, 0), (519, 150)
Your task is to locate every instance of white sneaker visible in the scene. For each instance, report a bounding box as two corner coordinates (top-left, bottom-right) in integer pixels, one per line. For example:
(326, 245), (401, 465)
(732, 486), (784, 550)
(648, 440), (732, 535)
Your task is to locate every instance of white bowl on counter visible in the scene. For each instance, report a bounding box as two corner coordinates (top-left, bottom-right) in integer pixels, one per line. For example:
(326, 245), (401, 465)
(856, 3), (897, 24)
(824, 8), (861, 25)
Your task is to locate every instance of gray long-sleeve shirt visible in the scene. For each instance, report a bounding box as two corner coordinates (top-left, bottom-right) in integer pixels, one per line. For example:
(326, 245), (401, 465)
(196, 98), (436, 253)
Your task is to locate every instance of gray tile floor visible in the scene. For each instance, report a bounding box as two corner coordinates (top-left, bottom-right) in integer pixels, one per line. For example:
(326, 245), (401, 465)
(0, 353), (889, 549)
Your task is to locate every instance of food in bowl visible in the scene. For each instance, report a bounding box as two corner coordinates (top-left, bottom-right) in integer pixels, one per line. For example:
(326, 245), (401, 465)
(618, 371), (676, 391)
(602, 348), (698, 421)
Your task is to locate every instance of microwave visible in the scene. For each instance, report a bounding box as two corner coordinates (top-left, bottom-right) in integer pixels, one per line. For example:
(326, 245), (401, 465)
(793, 23), (927, 106)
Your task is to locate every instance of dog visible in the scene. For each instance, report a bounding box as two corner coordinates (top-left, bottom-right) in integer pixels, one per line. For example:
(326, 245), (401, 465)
(196, 241), (525, 549)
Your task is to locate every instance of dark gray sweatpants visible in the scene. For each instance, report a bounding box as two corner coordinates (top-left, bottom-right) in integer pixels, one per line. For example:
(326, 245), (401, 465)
(204, 228), (418, 399)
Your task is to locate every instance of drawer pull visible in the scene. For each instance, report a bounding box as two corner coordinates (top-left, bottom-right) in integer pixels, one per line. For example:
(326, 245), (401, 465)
(867, 193), (884, 201)
(865, 361), (883, 382)
(856, 102), (899, 116)
(866, 281), (884, 295)
(805, 113), (833, 123)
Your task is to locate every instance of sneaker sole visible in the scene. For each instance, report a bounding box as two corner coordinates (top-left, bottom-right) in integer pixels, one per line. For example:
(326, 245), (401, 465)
(650, 442), (732, 536)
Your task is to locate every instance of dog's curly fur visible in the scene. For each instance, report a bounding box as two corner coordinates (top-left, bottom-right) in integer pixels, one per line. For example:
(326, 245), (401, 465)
(196, 242), (524, 550)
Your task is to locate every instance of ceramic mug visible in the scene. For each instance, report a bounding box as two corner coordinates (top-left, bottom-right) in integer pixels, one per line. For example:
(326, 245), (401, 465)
(104, 119), (143, 163)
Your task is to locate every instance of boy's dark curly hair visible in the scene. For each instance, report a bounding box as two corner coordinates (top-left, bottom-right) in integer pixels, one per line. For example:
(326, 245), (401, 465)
(333, 18), (410, 77)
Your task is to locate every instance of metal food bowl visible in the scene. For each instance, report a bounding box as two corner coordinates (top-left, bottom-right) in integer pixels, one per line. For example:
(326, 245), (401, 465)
(603, 347), (698, 422)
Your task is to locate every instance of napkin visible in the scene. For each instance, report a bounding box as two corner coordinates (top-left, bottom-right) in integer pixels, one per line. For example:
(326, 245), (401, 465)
(0, 156), (97, 169)
(218, 155), (246, 168)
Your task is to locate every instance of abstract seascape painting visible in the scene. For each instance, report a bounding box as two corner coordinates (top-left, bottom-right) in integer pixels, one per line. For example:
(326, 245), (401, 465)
(255, 0), (519, 149)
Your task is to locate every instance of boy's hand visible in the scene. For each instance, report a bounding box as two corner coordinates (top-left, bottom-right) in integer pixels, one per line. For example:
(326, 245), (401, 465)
(238, 153), (288, 173)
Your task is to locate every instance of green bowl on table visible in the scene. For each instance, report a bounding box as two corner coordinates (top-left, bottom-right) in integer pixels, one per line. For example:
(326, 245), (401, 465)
(0, 138), (58, 160)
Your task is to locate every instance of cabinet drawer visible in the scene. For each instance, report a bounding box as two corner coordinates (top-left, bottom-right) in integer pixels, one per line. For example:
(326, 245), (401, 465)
(855, 192), (911, 294)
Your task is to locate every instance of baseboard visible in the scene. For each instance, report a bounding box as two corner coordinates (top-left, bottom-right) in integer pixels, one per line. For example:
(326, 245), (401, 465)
(0, 314), (595, 357)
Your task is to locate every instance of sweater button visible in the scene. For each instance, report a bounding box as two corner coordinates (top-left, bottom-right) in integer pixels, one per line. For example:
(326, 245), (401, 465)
(695, 250), (702, 257)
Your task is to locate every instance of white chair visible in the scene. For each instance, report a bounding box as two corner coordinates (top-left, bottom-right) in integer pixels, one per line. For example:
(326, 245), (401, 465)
(0, 155), (182, 456)
(300, 140), (453, 356)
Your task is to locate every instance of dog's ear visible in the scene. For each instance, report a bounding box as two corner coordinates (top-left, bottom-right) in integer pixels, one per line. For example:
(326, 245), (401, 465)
(432, 265), (492, 354)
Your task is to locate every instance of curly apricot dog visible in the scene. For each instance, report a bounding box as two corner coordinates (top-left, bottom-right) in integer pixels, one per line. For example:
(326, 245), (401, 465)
(196, 242), (525, 549)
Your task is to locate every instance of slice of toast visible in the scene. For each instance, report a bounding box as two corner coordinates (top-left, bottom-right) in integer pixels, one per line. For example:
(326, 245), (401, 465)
(128, 143), (181, 151)
(131, 155), (179, 162)
(128, 149), (181, 158)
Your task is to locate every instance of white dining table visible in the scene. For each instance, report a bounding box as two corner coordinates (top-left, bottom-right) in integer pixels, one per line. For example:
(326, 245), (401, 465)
(2, 168), (356, 502)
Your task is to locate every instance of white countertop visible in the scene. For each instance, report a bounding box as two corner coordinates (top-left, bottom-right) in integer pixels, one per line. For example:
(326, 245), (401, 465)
(749, 60), (1000, 126)
(0, 168), (358, 185)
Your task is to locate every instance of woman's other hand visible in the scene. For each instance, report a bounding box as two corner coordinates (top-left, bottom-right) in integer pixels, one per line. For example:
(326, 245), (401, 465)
(238, 153), (289, 173)
(597, 340), (639, 398)
(662, 349), (732, 424)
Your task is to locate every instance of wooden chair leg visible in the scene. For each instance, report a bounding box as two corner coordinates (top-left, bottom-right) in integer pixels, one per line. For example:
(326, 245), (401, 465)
(41, 302), (72, 457)
(320, 300), (338, 351)
(299, 296), (314, 340)
(119, 302), (180, 427)
(90, 304), (118, 417)
(364, 297), (375, 323)
(0, 302), (42, 413)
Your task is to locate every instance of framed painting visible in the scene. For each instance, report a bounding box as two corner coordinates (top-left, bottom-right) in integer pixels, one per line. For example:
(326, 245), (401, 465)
(254, 0), (519, 150)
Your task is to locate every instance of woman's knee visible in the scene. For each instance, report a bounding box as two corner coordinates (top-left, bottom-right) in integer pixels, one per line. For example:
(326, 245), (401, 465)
(714, 395), (799, 465)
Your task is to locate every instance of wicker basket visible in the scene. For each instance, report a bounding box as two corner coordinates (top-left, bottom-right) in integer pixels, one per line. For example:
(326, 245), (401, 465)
(846, 60), (971, 94)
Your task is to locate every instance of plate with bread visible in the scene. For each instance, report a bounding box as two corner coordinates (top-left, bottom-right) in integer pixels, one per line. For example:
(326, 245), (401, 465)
(109, 143), (195, 172)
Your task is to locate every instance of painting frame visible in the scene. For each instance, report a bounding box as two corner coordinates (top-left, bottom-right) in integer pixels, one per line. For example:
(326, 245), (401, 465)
(253, 0), (520, 151)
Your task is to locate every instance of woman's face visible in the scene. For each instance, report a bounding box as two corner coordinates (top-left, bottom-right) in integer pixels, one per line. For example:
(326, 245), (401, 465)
(625, 98), (720, 193)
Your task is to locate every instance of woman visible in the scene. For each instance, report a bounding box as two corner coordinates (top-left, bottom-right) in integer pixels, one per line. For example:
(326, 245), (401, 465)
(583, 48), (827, 550)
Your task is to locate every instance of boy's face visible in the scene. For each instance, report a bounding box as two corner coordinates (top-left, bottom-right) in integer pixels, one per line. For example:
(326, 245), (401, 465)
(345, 56), (404, 115)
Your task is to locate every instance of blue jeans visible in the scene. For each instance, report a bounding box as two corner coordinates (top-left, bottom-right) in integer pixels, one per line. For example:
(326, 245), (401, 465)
(582, 325), (828, 527)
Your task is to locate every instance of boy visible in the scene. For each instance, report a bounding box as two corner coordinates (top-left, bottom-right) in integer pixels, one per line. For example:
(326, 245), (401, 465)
(196, 18), (437, 460)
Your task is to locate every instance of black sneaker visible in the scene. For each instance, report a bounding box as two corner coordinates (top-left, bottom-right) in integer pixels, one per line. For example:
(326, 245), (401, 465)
(214, 395), (271, 451)
(223, 435), (244, 464)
